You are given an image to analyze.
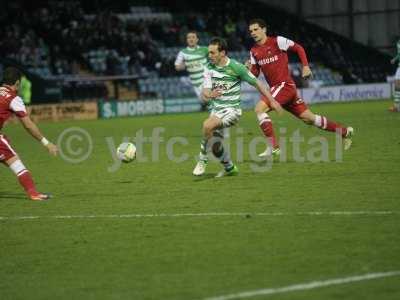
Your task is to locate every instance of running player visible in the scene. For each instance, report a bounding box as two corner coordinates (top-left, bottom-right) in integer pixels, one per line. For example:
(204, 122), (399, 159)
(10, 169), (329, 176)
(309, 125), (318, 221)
(247, 19), (354, 157)
(0, 67), (58, 200)
(192, 37), (282, 177)
(390, 37), (400, 112)
(175, 31), (209, 101)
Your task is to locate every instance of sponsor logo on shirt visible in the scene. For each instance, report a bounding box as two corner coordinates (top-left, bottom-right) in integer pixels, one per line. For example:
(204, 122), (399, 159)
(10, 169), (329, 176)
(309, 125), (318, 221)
(258, 55), (279, 65)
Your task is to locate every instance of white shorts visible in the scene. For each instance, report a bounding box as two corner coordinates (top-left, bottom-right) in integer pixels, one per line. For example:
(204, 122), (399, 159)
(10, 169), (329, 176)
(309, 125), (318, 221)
(395, 67), (400, 80)
(211, 107), (242, 128)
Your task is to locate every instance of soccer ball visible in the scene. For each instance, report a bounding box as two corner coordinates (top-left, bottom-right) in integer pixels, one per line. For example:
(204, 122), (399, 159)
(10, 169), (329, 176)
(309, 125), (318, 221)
(116, 142), (136, 162)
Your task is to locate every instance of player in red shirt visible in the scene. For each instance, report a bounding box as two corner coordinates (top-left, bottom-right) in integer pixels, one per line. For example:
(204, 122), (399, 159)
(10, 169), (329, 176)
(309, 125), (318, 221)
(247, 19), (354, 157)
(0, 67), (58, 201)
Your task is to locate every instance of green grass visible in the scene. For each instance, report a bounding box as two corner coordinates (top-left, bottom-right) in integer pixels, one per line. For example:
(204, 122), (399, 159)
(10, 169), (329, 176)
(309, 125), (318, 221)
(1, 100), (400, 300)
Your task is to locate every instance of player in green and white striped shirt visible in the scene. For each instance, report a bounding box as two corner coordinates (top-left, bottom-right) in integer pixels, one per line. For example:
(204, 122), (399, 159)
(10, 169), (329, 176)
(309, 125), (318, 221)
(175, 31), (208, 100)
(390, 38), (400, 112)
(192, 37), (283, 177)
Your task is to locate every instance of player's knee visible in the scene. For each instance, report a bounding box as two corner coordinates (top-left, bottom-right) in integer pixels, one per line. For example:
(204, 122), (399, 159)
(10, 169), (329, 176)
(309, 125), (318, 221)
(202, 120), (210, 130)
(301, 116), (313, 125)
(254, 105), (262, 114)
(5, 155), (19, 166)
(254, 102), (268, 114)
(202, 121), (213, 135)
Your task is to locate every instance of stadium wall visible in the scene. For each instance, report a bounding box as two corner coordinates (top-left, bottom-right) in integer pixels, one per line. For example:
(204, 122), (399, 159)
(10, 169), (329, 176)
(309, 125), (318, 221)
(300, 83), (391, 103)
(7, 83), (392, 123)
(98, 82), (392, 119)
(7, 101), (98, 124)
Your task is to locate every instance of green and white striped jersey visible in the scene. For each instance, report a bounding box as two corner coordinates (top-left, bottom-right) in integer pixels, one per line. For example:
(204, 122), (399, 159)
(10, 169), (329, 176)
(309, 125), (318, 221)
(396, 40), (400, 67)
(175, 46), (208, 87)
(203, 58), (258, 111)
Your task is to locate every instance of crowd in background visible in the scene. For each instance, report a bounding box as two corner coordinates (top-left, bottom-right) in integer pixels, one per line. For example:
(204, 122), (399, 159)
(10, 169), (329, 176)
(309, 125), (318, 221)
(0, 0), (392, 85)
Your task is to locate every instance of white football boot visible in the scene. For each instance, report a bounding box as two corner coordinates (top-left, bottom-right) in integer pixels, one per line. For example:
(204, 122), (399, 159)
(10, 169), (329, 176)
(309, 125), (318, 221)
(343, 127), (354, 150)
(258, 147), (281, 158)
(193, 160), (207, 176)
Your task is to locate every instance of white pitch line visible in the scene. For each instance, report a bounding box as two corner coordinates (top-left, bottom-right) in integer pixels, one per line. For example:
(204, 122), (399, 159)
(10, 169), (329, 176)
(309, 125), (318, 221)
(0, 211), (398, 221)
(203, 271), (400, 300)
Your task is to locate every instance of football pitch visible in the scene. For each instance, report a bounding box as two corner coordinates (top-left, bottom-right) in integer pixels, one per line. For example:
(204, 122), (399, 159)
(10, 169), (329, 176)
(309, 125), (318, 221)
(1, 100), (400, 299)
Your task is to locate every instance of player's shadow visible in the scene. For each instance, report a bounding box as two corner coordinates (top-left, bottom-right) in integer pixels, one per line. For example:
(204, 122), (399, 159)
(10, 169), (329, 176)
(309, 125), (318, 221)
(114, 180), (133, 184)
(0, 193), (26, 200)
(192, 173), (217, 181)
(241, 159), (333, 164)
(241, 159), (285, 165)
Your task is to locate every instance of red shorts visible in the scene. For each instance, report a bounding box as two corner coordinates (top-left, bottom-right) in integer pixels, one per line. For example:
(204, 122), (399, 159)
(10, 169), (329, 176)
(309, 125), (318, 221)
(0, 134), (17, 162)
(261, 82), (308, 118)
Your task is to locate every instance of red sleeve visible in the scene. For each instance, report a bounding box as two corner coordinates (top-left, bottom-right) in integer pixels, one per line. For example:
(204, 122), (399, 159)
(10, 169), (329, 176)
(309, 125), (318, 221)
(289, 43), (309, 66)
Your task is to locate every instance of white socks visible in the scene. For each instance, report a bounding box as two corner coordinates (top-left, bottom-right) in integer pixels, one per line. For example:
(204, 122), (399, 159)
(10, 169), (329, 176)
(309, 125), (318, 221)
(9, 160), (27, 177)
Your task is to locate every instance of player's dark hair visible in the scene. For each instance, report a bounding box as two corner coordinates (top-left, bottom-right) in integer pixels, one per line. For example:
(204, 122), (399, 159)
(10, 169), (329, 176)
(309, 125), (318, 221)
(2, 67), (22, 85)
(209, 37), (228, 53)
(187, 30), (198, 37)
(249, 18), (267, 29)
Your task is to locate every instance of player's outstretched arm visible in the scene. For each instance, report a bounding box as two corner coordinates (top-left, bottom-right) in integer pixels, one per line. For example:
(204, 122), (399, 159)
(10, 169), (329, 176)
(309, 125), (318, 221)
(19, 116), (58, 156)
(280, 37), (312, 79)
(254, 80), (283, 115)
(291, 44), (312, 79)
(235, 61), (283, 114)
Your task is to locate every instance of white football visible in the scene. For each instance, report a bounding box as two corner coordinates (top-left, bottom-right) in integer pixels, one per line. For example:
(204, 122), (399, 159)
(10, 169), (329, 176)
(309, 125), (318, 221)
(116, 142), (136, 162)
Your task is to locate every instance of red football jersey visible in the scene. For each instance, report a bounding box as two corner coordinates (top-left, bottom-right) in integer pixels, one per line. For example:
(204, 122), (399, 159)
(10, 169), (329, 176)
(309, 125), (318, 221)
(250, 36), (308, 87)
(0, 85), (27, 129)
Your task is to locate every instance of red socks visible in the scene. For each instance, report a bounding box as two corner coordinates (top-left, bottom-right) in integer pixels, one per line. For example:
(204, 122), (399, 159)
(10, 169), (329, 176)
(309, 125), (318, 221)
(314, 115), (347, 137)
(257, 113), (279, 148)
(17, 170), (38, 196)
(9, 160), (39, 197)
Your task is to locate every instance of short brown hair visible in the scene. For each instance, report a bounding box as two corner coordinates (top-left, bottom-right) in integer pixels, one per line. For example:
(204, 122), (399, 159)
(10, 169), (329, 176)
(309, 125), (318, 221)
(249, 18), (267, 29)
(2, 67), (22, 85)
(209, 37), (228, 53)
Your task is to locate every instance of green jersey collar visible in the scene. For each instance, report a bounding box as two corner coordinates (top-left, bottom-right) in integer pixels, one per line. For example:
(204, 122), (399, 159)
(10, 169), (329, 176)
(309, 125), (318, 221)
(186, 45), (200, 51)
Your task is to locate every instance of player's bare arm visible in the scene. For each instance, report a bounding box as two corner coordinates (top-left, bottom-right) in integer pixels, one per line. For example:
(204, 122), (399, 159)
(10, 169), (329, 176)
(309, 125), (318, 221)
(245, 59), (251, 70)
(19, 116), (58, 156)
(254, 80), (283, 114)
(175, 62), (186, 71)
(291, 46), (312, 78)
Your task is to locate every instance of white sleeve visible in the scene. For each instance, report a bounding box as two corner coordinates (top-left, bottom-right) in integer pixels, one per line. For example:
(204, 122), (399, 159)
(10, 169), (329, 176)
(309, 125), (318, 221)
(174, 51), (185, 66)
(202, 66), (212, 89)
(250, 51), (257, 64)
(277, 36), (295, 51)
(9, 96), (27, 115)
